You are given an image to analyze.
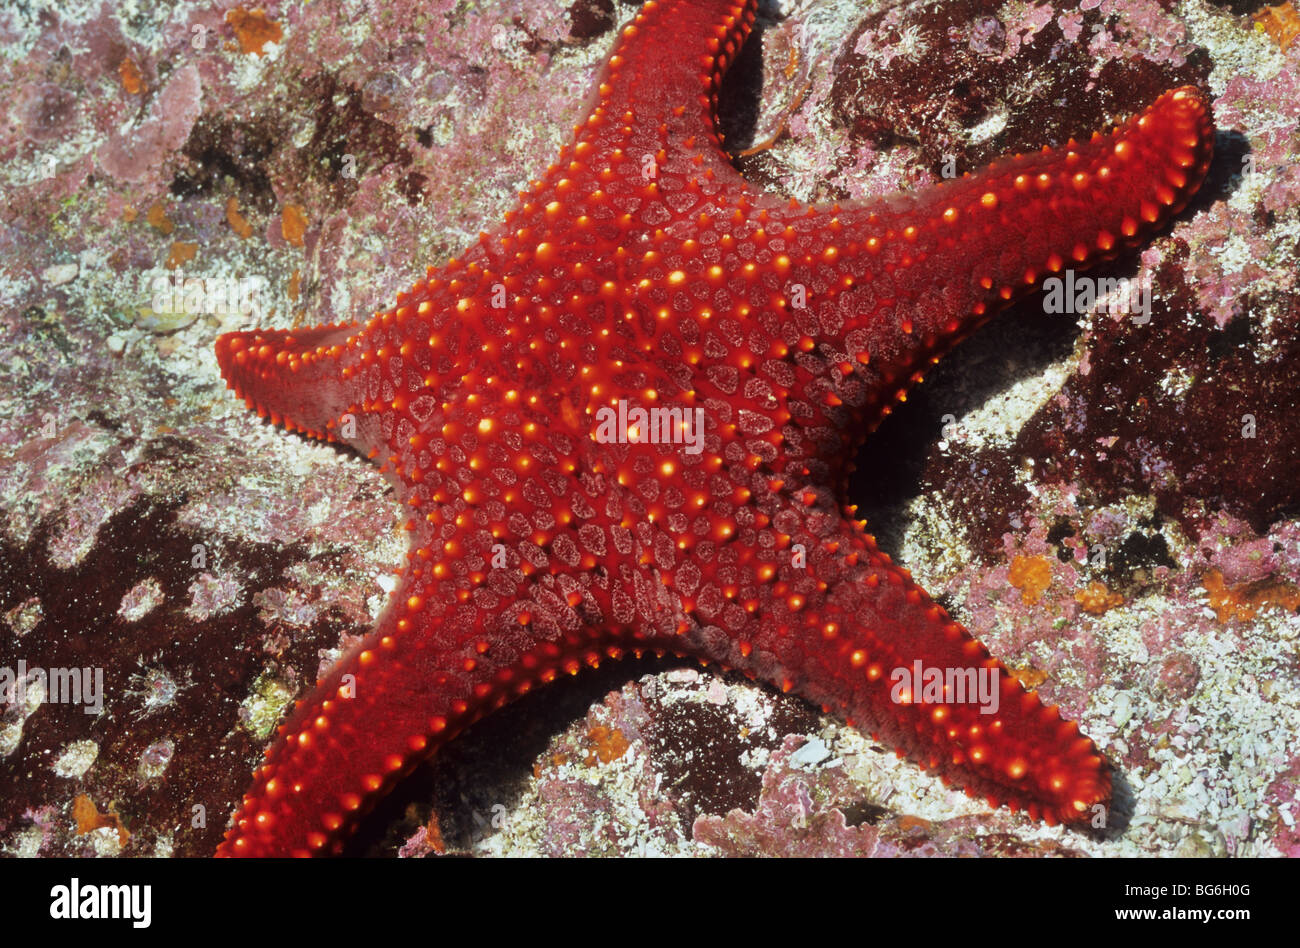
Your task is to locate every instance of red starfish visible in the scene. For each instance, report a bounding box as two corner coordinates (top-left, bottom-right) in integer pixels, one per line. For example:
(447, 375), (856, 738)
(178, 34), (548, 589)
(213, 0), (1214, 856)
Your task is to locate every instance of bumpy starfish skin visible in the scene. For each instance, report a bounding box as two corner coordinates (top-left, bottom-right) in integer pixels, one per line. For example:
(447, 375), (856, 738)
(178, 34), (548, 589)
(213, 0), (1214, 856)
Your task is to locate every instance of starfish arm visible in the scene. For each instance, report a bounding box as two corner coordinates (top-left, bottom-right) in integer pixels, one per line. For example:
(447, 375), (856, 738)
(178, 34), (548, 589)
(215, 323), (371, 447)
(457, 1), (763, 318)
(216, 599), (445, 857)
(216, 566), (617, 857)
(580, 0), (756, 164)
(667, 498), (1110, 824)
(790, 86), (1215, 436)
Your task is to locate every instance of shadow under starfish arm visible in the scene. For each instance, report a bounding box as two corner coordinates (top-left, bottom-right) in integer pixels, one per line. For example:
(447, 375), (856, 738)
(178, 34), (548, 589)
(212, 0), (1216, 856)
